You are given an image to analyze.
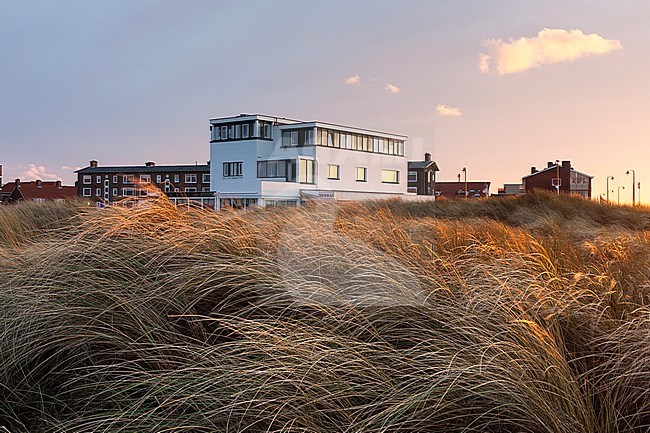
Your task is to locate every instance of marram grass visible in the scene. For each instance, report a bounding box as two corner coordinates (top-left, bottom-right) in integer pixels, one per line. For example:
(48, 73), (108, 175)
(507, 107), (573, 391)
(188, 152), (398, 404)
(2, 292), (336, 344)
(0, 192), (648, 432)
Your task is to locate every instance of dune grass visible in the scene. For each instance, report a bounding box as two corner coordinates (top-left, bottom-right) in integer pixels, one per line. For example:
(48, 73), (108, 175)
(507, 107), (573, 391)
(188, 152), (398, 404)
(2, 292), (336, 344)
(0, 193), (648, 432)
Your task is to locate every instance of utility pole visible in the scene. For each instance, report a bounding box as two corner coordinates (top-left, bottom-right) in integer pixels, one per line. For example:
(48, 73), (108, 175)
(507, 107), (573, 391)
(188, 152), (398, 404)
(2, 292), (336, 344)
(618, 185), (625, 205)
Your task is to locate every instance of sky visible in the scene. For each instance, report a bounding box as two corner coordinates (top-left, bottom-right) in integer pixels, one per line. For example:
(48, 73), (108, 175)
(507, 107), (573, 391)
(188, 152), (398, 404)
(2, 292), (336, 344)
(1, 0), (649, 203)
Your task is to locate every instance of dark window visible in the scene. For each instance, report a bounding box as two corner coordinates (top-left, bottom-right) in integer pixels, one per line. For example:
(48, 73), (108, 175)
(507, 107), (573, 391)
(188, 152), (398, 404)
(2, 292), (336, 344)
(223, 162), (243, 177)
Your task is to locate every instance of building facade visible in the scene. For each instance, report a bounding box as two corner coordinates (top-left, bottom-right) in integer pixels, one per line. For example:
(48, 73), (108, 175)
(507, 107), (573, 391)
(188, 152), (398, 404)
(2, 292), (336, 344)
(209, 114), (411, 209)
(75, 161), (213, 207)
(434, 181), (491, 199)
(522, 160), (592, 198)
(407, 153), (439, 195)
(1, 179), (77, 204)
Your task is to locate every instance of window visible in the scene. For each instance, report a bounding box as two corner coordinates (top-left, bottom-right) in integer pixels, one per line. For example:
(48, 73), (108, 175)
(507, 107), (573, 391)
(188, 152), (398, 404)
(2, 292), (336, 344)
(242, 123), (249, 138)
(202, 173), (210, 183)
(291, 131), (298, 146)
(156, 175), (162, 183)
(174, 174), (180, 182)
(228, 125), (234, 139)
(327, 164), (340, 180)
(264, 123), (271, 138)
(140, 174), (151, 183)
(96, 176), (101, 183)
(185, 174), (197, 183)
(82, 188), (91, 196)
(33, 198), (46, 204)
(356, 167), (367, 182)
(408, 171), (417, 183)
(83, 175), (91, 184)
(112, 188), (118, 196)
(221, 126), (227, 139)
(201, 187), (210, 192)
(299, 159), (315, 184)
(122, 188), (135, 196)
(113, 175), (118, 183)
(95, 188), (101, 196)
(381, 169), (399, 184)
(123, 175), (134, 184)
(257, 160), (287, 178)
(223, 162), (243, 177)
(235, 124), (241, 139)
(184, 187), (197, 193)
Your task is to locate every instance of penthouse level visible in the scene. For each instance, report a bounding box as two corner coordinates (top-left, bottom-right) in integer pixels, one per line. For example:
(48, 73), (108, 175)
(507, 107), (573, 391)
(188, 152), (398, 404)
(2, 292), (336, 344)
(209, 114), (411, 209)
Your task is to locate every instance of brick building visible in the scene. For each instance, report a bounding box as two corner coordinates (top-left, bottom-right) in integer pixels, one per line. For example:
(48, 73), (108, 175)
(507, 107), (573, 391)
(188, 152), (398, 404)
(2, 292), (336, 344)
(522, 160), (592, 198)
(434, 181), (491, 199)
(1, 179), (77, 204)
(407, 153), (439, 195)
(75, 160), (213, 207)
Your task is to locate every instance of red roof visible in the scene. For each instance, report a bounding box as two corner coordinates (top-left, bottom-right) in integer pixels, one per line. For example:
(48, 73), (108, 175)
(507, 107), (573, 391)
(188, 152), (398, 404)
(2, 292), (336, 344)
(1, 180), (77, 201)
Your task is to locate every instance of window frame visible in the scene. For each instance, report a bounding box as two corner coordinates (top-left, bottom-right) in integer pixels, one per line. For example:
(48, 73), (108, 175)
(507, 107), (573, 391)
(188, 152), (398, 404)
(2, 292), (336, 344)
(381, 169), (400, 184)
(327, 164), (340, 180)
(356, 167), (367, 182)
(185, 174), (198, 184)
(82, 187), (91, 197)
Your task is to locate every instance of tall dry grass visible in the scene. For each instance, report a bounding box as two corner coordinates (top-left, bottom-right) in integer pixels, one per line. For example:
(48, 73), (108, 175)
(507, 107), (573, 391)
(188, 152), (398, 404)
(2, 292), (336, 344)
(0, 193), (648, 432)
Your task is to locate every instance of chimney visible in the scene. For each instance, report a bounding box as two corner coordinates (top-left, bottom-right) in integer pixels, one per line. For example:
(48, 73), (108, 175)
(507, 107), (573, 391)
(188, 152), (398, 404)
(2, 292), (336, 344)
(424, 152), (431, 161)
(145, 161), (156, 167)
(561, 160), (570, 169)
(15, 179), (20, 187)
(56, 180), (62, 189)
(90, 160), (98, 168)
(531, 167), (537, 174)
(36, 179), (42, 188)
(547, 161), (554, 168)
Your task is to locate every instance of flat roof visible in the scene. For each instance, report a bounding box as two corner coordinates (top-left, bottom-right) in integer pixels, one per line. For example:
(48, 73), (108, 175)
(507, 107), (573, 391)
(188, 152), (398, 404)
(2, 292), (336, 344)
(76, 164), (210, 174)
(208, 113), (407, 140)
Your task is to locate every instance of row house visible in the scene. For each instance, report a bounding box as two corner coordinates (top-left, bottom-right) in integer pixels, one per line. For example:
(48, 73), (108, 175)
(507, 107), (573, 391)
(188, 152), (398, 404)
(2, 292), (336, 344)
(1, 179), (77, 204)
(75, 161), (212, 207)
(209, 113), (420, 209)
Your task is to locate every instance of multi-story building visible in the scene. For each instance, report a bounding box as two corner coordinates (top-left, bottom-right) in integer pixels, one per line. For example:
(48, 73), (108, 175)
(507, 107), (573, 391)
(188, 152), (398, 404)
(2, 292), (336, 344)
(75, 161), (213, 207)
(407, 153), (439, 195)
(522, 160), (592, 198)
(209, 114), (410, 208)
(1, 179), (77, 204)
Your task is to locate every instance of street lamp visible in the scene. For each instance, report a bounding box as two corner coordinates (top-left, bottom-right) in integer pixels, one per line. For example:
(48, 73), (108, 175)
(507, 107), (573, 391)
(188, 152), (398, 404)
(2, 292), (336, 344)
(626, 170), (636, 206)
(618, 185), (625, 205)
(457, 173), (461, 199)
(462, 167), (467, 200)
(606, 176), (615, 203)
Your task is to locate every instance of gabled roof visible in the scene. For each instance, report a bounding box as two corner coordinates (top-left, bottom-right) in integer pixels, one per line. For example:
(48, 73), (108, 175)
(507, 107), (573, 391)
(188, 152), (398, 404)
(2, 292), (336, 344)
(1, 181), (77, 201)
(522, 164), (593, 180)
(76, 164), (210, 174)
(408, 161), (440, 170)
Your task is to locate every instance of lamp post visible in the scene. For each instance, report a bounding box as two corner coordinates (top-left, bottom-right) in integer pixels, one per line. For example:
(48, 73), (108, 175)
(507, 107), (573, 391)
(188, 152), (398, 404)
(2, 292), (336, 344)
(457, 173), (461, 199)
(606, 176), (614, 203)
(462, 167), (467, 200)
(626, 170), (636, 206)
(618, 185), (625, 205)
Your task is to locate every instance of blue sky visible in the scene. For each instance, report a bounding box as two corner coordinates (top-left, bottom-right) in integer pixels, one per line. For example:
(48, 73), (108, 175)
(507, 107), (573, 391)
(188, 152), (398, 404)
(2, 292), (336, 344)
(1, 1), (649, 202)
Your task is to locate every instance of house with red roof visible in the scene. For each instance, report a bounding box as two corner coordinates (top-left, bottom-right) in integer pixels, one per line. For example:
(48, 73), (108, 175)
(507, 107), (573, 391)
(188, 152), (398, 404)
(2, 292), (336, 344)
(0, 179), (77, 204)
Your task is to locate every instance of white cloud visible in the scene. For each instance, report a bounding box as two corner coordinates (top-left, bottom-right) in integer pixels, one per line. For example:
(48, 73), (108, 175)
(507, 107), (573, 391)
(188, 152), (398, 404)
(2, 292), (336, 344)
(345, 74), (360, 85)
(19, 164), (60, 181)
(435, 104), (462, 117)
(385, 83), (400, 94)
(480, 28), (622, 75)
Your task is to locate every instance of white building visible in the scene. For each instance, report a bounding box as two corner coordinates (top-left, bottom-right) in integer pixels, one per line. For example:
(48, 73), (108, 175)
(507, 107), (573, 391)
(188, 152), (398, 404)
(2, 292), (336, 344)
(209, 114), (412, 209)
